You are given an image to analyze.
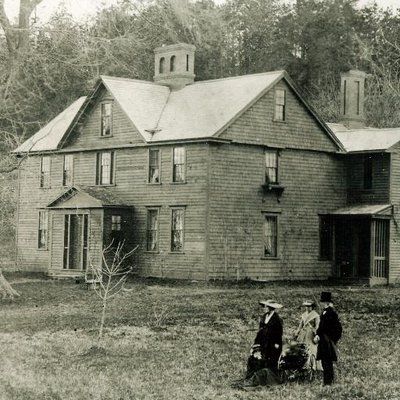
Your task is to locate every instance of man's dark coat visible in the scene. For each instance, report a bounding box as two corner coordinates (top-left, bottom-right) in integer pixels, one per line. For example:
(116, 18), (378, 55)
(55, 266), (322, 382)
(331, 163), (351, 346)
(253, 312), (283, 370)
(316, 306), (342, 361)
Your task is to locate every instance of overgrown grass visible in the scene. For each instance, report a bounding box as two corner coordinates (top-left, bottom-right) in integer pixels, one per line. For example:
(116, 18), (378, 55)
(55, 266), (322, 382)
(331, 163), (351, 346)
(0, 277), (399, 400)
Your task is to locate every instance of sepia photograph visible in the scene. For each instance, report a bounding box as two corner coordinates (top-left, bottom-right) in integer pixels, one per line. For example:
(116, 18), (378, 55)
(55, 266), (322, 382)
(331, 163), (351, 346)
(0, 0), (399, 398)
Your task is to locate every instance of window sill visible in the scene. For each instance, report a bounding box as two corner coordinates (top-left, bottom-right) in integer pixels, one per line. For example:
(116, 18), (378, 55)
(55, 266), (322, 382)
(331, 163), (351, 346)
(170, 181), (187, 185)
(169, 251), (185, 255)
(37, 247), (49, 251)
(144, 250), (160, 254)
(95, 183), (116, 187)
(99, 134), (113, 138)
(147, 182), (162, 186)
(261, 256), (280, 260)
(272, 119), (286, 124)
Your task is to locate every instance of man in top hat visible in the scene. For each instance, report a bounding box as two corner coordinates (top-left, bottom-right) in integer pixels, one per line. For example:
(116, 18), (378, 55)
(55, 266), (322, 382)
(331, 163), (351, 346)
(314, 291), (342, 385)
(246, 299), (283, 378)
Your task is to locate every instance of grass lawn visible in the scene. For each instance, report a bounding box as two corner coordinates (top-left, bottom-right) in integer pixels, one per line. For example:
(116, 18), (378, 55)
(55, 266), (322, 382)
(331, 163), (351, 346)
(1, 276), (399, 400)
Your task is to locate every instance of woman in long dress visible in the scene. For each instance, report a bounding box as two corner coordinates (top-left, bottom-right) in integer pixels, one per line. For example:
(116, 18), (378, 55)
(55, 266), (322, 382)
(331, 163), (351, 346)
(295, 300), (322, 371)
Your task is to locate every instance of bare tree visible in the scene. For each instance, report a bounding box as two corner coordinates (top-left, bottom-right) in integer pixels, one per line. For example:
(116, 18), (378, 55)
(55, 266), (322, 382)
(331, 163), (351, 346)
(88, 242), (138, 339)
(0, 268), (20, 299)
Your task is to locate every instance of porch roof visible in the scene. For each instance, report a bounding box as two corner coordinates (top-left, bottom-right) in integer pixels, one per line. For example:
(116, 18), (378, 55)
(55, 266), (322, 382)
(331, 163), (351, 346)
(330, 204), (392, 216)
(46, 186), (132, 209)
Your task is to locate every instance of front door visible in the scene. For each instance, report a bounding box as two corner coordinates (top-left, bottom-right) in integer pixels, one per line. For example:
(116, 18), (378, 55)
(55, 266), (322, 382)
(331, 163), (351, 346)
(63, 214), (89, 270)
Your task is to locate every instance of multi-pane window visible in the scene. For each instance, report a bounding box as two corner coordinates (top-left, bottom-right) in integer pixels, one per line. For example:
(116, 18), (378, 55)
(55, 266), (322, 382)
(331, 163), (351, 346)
(263, 215), (277, 257)
(40, 156), (51, 188)
(319, 216), (333, 261)
(63, 154), (74, 186)
(148, 149), (160, 183)
(274, 89), (286, 121)
(363, 155), (373, 189)
(171, 208), (184, 252)
(146, 209), (159, 251)
(96, 151), (114, 185)
(101, 102), (112, 137)
(173, 147), (186, 183)
(265, 150), (278, 184)
(38, 211), (48, 249)
(110, 215), (123, 246)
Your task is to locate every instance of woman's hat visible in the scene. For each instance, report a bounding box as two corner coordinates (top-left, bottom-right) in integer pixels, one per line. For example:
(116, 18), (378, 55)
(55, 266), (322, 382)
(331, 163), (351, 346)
(320, 291), (332, 302)
(302, 300), (315, 307)
(259, 299), (283, 309)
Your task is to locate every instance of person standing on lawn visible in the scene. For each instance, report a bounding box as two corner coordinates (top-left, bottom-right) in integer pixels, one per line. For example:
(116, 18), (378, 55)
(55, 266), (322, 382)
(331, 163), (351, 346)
(295, 300), (322, 372)
(314, 291), (342, 385)
(246, 299), (283, 379)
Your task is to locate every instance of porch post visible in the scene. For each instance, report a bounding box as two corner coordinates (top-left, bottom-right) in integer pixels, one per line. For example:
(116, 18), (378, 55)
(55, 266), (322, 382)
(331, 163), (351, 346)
(369, 218), (375, 279)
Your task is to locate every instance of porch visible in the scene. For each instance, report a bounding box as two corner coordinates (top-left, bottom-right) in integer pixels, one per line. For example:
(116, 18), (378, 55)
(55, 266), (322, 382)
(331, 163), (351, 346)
(327, 204), (392, 286)
(44, 186), (134, 279)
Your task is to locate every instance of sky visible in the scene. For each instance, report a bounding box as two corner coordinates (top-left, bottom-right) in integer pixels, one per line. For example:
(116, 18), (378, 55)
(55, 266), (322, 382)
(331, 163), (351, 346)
(4, 0), (400, 23)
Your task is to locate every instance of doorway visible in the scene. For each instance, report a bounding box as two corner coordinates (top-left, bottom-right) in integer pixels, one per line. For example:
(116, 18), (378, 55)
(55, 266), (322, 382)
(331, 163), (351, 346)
(63, 214), (89, 270)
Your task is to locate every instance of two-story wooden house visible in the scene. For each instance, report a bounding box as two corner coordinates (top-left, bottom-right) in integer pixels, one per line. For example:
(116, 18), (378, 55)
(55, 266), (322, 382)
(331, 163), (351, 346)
(13, 43), (400, 285)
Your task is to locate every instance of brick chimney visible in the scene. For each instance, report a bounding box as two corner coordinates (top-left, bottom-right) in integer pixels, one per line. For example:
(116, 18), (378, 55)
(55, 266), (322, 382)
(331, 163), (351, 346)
(340, 70), (366, 128)
(154, 43), (196, 90)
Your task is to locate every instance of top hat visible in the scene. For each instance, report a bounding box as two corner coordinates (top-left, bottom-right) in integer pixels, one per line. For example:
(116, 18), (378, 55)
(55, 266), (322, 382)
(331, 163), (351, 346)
(320, 291), (332, 302)
(259, 299), (283, 309)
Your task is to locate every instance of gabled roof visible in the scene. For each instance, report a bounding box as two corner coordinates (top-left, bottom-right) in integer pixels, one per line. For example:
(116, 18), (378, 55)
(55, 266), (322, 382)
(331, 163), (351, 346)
(15, 70), (342, 153)
(14, 97), (86, 152)
(46, 186), (131, 209)
(328, 123), (400, 153)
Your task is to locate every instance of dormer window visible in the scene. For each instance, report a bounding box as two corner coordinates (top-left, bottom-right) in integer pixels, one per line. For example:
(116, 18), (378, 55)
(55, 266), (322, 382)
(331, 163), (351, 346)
(170, 55), (176, 72)
(159, 57), (165, 73)
(274, 89), (286, 121)
(101, 102), (112, 137)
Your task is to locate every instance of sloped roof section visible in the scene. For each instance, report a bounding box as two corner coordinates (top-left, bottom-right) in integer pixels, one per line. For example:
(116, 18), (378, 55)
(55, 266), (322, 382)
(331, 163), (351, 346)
(330, 204), (392, 216)
(328, 123), (400, 153)
(150, 71), (284, 141)
(14, 97), (86, 152)
(47, 186), (131, 209)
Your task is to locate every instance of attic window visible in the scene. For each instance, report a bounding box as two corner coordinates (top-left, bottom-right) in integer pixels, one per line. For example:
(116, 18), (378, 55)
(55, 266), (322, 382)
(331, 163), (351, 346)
(101, 102), (112, 137)
(159, 57), (165, 74)
(170, 55), (176, 72)
(274, 89), (286, 121)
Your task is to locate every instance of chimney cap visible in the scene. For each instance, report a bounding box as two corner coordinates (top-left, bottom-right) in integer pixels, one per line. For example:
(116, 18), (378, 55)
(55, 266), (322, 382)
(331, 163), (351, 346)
(154, 43), (196, 54)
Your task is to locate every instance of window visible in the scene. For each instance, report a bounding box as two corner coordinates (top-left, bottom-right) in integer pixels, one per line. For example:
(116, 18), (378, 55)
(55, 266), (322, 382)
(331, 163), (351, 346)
(274, 89), (286, 121)
(148, 149), (160, 183)
(356, 81), (360, 115)
(38, 211), (48, 249)
(319, 216), (333, 261)
(110, 215), (123, 246)
(40, 156), (51, 188)
(96, 151), (114, 185)
(173, 147), (186, 183)
(171, 208), (184, 252)
(186, 54), (189, 71)
(63, 154), (74, 186)
(159, 57), (165, 73)
(263, 214), (277, 257)
(170, 55), (176, 72)
(265, 150), (278, 184)
(101, 102), (112, 137)
(146, 209), (159, 251)
(363, 155), (373, 190)
(343, 80), (347, 115)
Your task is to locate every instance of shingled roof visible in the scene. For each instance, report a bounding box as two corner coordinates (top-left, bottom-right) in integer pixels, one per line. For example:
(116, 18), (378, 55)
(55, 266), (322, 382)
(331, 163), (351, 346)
(15, 70), (341, 152)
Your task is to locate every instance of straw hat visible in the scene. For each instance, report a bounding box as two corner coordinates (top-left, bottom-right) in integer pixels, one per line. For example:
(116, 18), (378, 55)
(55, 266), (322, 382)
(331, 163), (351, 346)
(302, 300), (316, 307)
(259, 299), (283, 309)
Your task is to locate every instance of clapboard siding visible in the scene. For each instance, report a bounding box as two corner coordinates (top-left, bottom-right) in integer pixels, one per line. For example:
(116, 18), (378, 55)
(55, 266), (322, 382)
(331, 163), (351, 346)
(16, 143), (208, 278)
(346, 153), (390, 204)
(207, 143), (347, 281)
(220, 81), (338, 153)
(389, 145), (400, 283)
(65, 88), (145, 150)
